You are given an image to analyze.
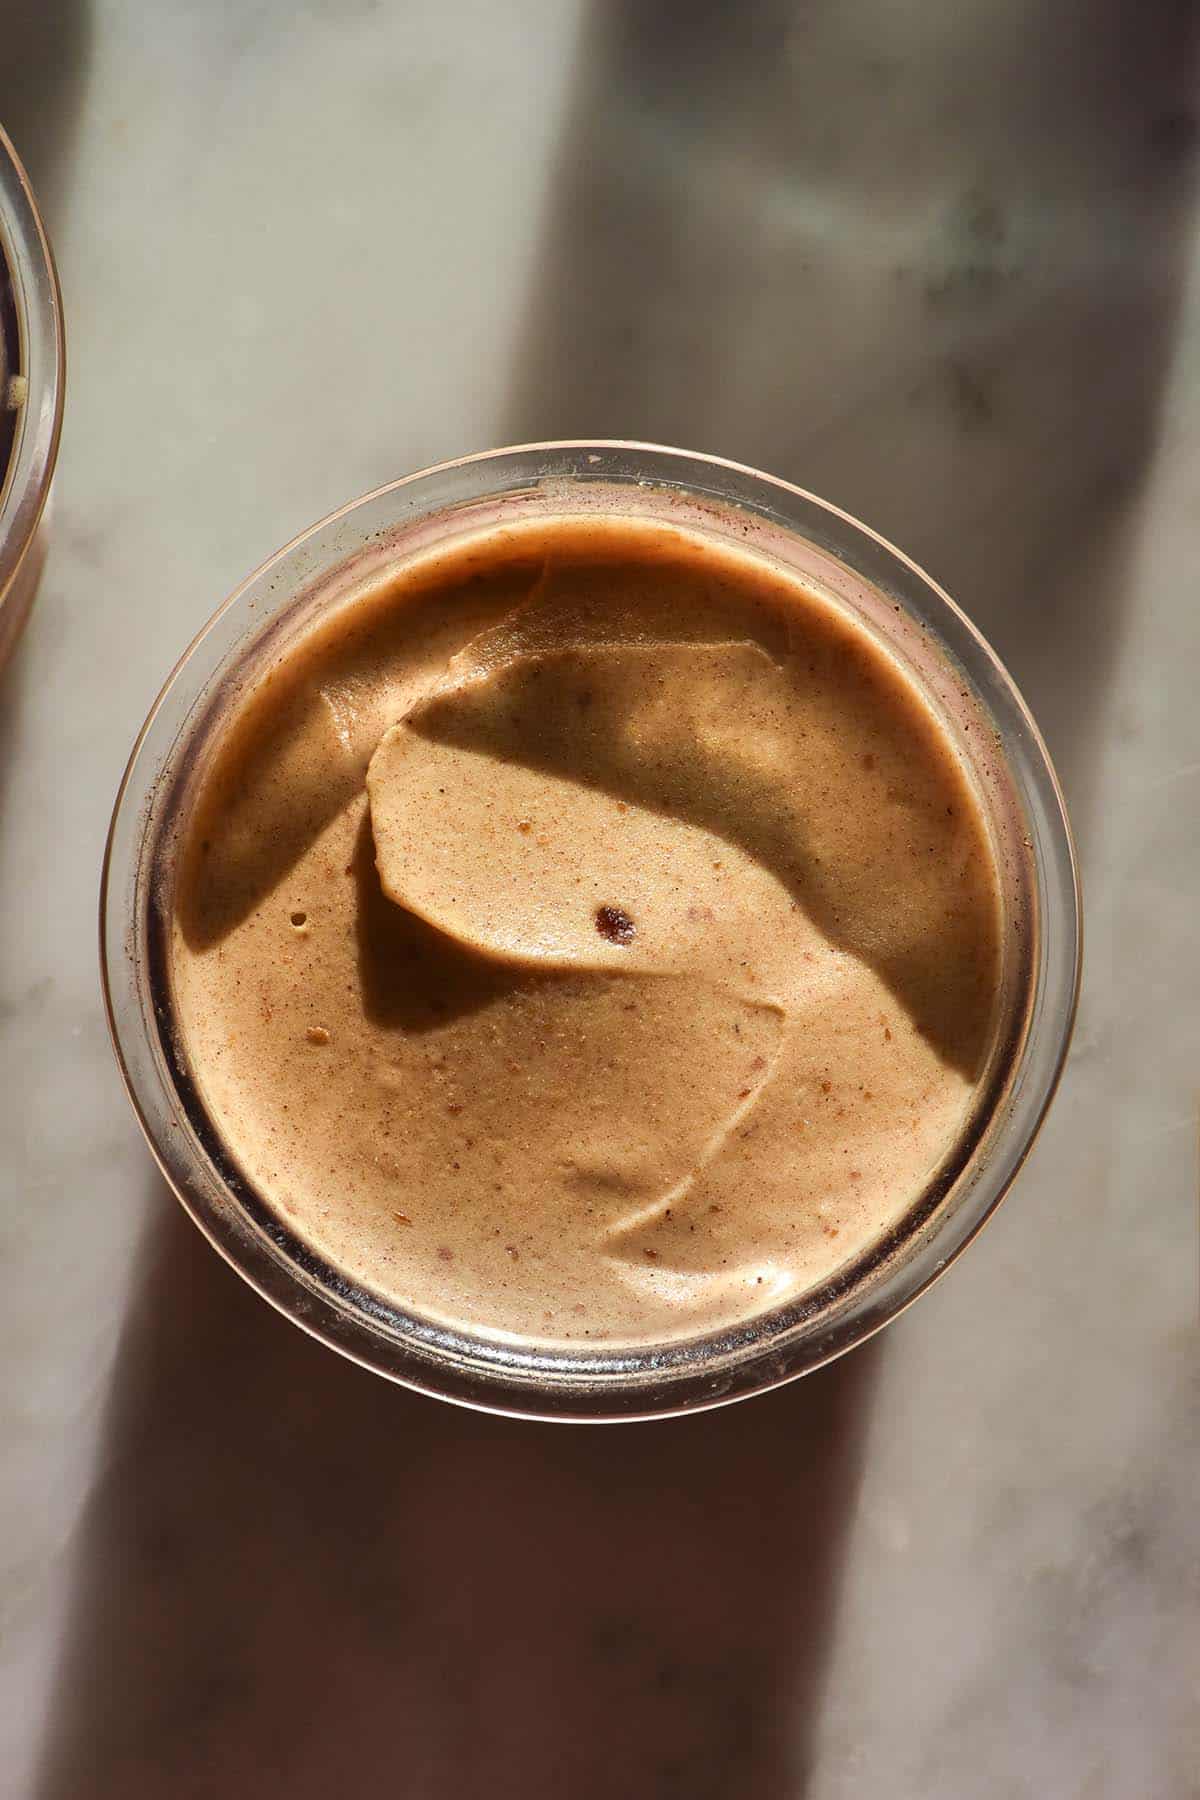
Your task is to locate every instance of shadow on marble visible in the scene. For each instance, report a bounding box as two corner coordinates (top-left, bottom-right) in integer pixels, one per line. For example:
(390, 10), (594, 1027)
(505, 0), (1200, 840)
(0, 626), (42, 1008)
(494, 3), (1200, 1785)
(32, 4), (1200, 1795)
(0, 0), (92, 230)
(35, 1189), (877, 1799)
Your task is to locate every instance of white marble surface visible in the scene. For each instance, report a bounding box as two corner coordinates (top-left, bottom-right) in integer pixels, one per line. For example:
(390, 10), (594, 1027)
(1, 2), (1197, 1794)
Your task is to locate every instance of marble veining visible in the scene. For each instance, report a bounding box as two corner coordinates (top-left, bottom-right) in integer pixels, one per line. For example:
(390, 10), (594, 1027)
(0, 2), (1196, 1795)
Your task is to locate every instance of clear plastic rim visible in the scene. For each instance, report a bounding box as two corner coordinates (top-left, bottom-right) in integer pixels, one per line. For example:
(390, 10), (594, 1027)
(100, 441), (1081, 1422)
(0, 125), (64, 623)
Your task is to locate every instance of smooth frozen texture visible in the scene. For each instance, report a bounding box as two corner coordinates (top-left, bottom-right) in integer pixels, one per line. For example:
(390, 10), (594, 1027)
(171, 516), (1002, 1343)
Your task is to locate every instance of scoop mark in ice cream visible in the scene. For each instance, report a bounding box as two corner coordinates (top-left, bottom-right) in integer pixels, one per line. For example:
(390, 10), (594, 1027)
(171, 515), (1001, 1344)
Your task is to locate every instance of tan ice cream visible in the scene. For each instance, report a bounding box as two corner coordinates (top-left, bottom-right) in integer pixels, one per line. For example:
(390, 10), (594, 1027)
(171, 515), (1001, 1344)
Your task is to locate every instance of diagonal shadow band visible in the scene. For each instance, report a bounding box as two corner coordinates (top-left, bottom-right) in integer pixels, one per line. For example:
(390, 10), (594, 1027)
(353, 807), (519, 1031)
(36, 1195), (879, 1800)
(34, 1), (1200, 1796)
(504, 0), (1200, 844)
(396, 622), (998, 1077)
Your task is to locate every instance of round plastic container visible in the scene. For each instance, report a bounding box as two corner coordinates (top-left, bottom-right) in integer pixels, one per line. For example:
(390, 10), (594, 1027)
(101, 443), (1080, 1420)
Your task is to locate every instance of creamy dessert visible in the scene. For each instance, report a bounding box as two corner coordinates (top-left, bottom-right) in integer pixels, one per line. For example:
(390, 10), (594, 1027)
(171, 516), (1001, 1344)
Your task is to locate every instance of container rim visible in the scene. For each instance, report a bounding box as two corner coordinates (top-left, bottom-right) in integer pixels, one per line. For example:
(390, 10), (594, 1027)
(0, 124), (65, 627)
(100, 441), (1081, 1422)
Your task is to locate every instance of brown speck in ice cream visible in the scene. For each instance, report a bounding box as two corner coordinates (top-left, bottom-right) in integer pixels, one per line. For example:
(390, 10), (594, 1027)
(595, 904), (635, 945)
